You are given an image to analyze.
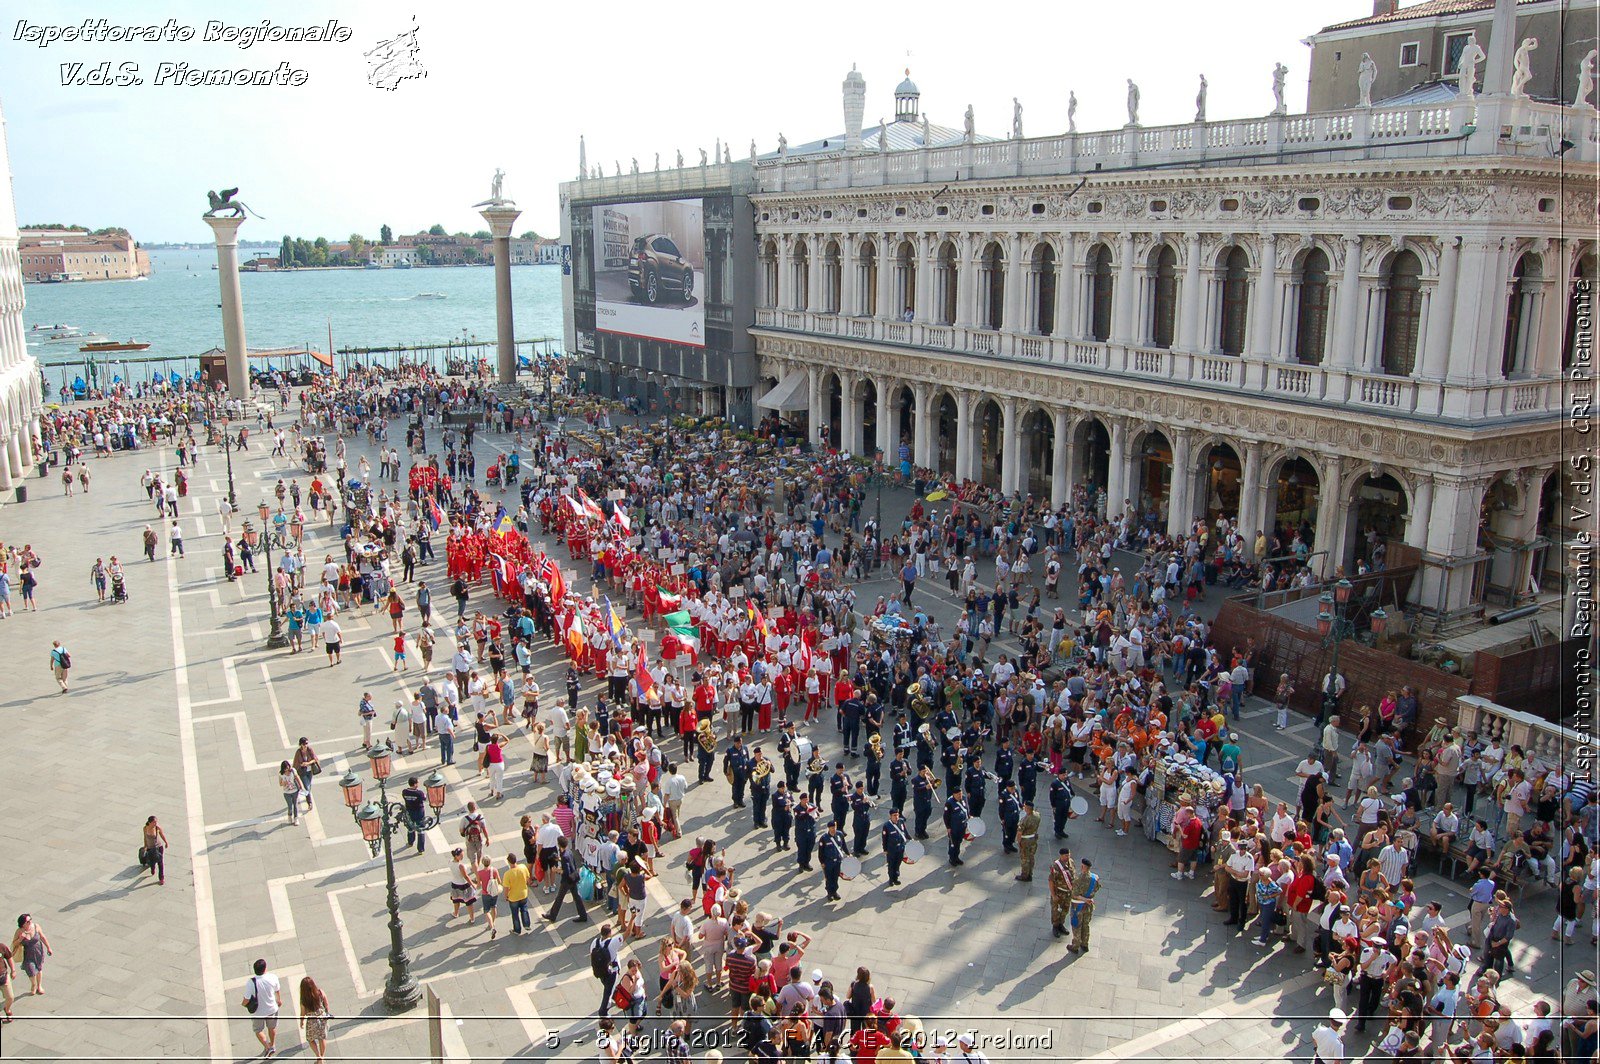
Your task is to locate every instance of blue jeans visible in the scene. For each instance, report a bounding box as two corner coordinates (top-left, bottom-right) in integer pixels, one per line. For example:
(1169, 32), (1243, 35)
(1254, 899), (1279, 944)
(439, 733), (455, 765)
(1230, 688), (1243, 720)
(405, 812), (427, 852)
(509, 898), (530, 933)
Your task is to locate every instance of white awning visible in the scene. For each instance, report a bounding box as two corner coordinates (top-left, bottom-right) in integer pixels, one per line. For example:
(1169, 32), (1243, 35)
(755, 369), (810, 412)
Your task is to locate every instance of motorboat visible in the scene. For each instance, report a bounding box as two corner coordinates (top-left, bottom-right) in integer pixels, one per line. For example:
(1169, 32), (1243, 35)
(412, 292), (446, 300)
(81, 339), (152, 352)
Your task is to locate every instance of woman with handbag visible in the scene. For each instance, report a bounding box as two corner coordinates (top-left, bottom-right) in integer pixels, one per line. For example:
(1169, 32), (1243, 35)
(291, 738), (321, 812)
(476, 856), (502, 940)
(140, 816), (169, 885)
(615, 958), (648, 1024)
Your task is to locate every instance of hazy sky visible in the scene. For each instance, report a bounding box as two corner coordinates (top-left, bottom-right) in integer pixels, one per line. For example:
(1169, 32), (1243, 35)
(2, 0), (1358, 243)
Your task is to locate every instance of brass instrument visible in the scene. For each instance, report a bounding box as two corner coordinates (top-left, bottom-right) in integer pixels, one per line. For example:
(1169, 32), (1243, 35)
(698, 724), (717, 753)
(921, 767), (941, 790)
(807, 754), (826, 774)
(752, 758), (773, 782)
(867, 734), (884, 759)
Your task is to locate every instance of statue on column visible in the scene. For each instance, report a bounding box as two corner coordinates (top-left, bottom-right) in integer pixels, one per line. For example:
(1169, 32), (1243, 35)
(204, 187), (260, 219)
(1577, 48), (1599, 109)
(1126, 79), (1141, 127)
(877, 118), (888, 151)
(1456, 33), (1486, 99)
(472, 169), (512, 209)
(777, 133), (788, 158)
(921, 114), (931, 146)
(1012, 98), (1024, 139)
(1067, 91), (1078, 133)
(1270, 63), (1288, 115)
(1357, 53), (1377, 107)
(653, 153), (660, 171)
(699, 147), (708, 166)
(676, 149), (683, 168)
(1195, 75), (1208, 123)
(750, 139), (758, 163)
(630, 157), (639, 174)
(963, 104), (975, 142)
(1511, 38), (1538, 98)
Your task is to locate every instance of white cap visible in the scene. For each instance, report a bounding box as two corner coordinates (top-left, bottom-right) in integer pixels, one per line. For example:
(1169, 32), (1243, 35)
(811, 969), (824, 983)
(1328, 1007), (1348, 1024)
(958, 1033), (977, 1047)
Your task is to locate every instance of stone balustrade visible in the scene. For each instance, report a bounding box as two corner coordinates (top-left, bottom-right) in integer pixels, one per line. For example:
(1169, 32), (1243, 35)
(1452, 694), (1595, 782)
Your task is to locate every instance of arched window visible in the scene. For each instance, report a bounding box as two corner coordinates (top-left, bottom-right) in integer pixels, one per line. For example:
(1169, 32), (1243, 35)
(792, 239), (810, 311)
(895, 240), (917, 320)
(1150, 245), (1177, 349)
(1380, 250), (1423, 376)
(822, 241), (842, 314)
(859, 240), (878, 317)
(1295, 248), (1330, 365)
(1567, 253), (1596, 370)
(1218, 246), (1250, 356)
(1501, 253), (1540, 378)
(1032, 244), (1057, 335)
(1088, 244), (1113, 342)
(980, 242), (1004, 330)
(936, 241), (958, 325)
(760, 240), (779, 308)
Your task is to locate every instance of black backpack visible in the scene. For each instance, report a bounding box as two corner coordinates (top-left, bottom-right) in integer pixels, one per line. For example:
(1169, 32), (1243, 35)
(590, 937), (612, 979)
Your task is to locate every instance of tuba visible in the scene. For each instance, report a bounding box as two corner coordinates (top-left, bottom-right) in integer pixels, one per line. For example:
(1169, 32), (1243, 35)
(698, 721), (717, 753)
(868, 733), (884, 760)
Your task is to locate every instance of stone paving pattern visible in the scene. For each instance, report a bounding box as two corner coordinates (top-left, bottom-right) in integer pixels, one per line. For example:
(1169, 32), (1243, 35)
(0, 405), (1580, 1062)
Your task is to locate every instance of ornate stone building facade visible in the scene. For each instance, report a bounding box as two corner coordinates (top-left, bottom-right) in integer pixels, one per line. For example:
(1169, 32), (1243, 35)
(0, 97), (44, 494)
(563, 39), (1597, 627)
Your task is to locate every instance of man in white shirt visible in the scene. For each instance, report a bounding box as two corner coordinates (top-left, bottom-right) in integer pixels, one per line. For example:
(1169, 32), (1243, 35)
(242, 958), (284, 1056)
(1311, 1008), (1346, 1064)
(321, 617), (343, 665)
(1295, 754), (1328, 782)
(1320, 717), (1343, 786)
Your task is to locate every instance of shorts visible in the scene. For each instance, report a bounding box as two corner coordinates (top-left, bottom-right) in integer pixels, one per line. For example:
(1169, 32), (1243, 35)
(326, 641), (341, 654)
(482, 894), (499, 914)
(627, 899), (646, 919)
(251, 1014), (280, 1034)
(1181, 846), (1200, 864)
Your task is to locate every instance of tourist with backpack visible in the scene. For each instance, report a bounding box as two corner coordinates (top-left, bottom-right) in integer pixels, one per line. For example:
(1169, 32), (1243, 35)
(590, 924), (623, 1018)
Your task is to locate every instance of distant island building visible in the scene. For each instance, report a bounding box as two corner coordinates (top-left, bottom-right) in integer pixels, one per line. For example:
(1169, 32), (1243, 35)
(19, 227), (152, 282)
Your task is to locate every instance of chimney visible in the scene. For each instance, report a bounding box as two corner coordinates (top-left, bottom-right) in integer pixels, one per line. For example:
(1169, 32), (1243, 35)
(1372, 0), (1398, 15)
(842, 65), (866, 150)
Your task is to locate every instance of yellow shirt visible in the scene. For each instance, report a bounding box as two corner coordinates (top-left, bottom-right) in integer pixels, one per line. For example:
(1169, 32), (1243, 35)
(502, 864), (531, 903)
(877, 1047), (915, 1064)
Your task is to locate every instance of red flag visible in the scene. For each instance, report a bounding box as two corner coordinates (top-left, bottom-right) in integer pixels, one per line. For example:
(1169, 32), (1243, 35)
(541, 558), (566, 606)
(633, 646), (656, 701)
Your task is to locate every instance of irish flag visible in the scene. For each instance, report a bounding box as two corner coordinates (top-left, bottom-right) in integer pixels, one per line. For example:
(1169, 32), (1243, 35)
(655, 585), (682, 611)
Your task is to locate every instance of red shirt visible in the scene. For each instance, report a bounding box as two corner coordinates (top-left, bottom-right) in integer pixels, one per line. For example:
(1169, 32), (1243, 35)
(1181, 817), (1204, 850)
(850, 1028), (890, 1064)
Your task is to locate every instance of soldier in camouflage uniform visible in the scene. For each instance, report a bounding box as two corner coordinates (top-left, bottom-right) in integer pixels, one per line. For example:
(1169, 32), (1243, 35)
(1015, 802), (1041, 882)
(1048, 847), (1075, 938)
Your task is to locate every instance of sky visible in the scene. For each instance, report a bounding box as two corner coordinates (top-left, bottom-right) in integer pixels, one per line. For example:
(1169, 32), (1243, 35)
(2, 0), (1360, 243)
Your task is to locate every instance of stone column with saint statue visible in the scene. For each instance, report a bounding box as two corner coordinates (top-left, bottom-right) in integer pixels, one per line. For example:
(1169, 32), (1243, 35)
(474, 169), (521, 387)
(202, 188), (256, 399)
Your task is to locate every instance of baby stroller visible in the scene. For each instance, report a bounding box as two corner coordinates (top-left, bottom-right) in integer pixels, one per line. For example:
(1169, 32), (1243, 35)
(110, 572), (129, 604)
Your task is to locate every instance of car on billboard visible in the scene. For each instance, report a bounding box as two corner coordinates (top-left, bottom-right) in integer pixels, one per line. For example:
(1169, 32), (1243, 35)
(628, 234), (694, 305)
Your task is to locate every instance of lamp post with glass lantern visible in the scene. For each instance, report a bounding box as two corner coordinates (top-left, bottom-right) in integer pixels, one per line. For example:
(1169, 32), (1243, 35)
(221, 416), (237, 509)
(339, 749), (448, 1012)
(1315, 577), (1388, 725)
(254, 501), (292, 649)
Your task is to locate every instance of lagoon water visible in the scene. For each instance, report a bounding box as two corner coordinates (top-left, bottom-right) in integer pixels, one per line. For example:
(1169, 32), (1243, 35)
(23, 248), (566, 382)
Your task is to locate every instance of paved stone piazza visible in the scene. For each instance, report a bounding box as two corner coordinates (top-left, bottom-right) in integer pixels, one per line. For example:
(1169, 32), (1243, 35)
(0, 404), (1582, 1063)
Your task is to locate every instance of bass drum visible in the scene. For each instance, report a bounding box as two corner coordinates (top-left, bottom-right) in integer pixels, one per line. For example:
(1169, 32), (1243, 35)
(795, 737), (814, 763)
(840, 856), (863, 880)
(903, 840), (926, 864)
(966, 817), (988, 839)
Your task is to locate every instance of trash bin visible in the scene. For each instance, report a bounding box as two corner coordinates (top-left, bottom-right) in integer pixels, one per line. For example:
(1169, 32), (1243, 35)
(35, 461), (47, 478)
(14, 485), (26, 503)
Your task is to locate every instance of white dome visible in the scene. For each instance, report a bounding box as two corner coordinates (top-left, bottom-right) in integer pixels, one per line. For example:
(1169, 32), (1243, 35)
(895, 72), (919, 97)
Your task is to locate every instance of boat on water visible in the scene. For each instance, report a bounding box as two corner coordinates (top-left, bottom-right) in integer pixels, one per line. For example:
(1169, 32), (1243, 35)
(365, 261), (383, 270)
(412, 292), (446, 300)
(394, 261), (412, 270)
(80, 339), (152, 352)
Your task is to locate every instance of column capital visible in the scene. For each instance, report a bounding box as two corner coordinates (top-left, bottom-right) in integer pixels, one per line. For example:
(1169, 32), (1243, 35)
(477, 204), (521, 239)
(202, 214), (245, 246)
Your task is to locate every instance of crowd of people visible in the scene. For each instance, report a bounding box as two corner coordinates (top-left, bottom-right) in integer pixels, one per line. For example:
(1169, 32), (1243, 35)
(11, 360), (1597, 1063)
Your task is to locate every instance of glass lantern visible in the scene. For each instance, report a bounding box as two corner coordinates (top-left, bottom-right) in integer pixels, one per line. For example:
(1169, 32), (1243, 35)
(339, 770), (364, 809)
(368, 746), (393, 781)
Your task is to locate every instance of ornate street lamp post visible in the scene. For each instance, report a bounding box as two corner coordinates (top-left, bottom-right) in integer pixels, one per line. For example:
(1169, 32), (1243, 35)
(340, 750), (448, 1012)
(255, 501), (291, 649)
(1315, 577), (1389, 726)
(221, 417), (237, 509)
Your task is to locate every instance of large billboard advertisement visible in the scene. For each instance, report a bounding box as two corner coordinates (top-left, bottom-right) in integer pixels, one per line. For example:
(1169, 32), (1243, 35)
(592, 199), (705, 347)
